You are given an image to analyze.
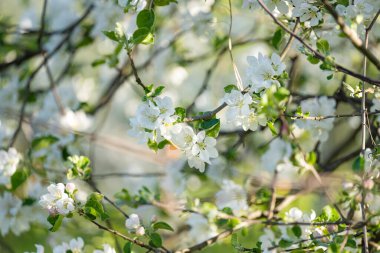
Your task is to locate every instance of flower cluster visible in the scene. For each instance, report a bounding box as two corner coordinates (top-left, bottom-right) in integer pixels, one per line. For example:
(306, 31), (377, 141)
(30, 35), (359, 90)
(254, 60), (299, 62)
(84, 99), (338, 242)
(25, 238), (116, 253)
(215, 180), (248, 215)
(129, 95), (218, 172)
(129, 96), (177, 144)
(295, 96), (336, 143)
(53, 237), (84, 253)
(0, 192), (33, 236)
(170, 125), (218, 172)
(60, 109), (93, 132)
(292, 0), (323, 27)
(246, 53), (286, 92)
(223, 90), (267, 131)
(0, 148), (21, 185)
(125, 213), (145, 235)
(336, 0), (375, 20)
(39, 183), (76, 215)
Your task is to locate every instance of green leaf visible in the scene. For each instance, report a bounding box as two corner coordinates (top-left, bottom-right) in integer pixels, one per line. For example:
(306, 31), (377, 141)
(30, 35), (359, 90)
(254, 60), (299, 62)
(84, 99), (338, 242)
(274, 87), (290, 101)
(292, 225), (302, 238)
(67, 155), (92, 180)
(123, 242), (132, 253)
(147, 139), (159, 152)
(132, 28), (154, 45)
(31, 135), (59, 150)
(11, 167), (29, 190)
(272, 28), (283, 50)
(267, 121), (278, 136)
(200, 118), (220, 138)
(307, 55), (320, 64)
(137, 10), (155, 29)
(200, 118), (219, 130)
(154, 0), (177, 6)
(175, 107), (186, 122)
(84, 192), (109, 221)
(149, 232), (163, 248)
(328, 242), (339, 253)
(152, 221), (174, 231)
(279, 239), (293, 248)
(158, 140), (170, 149)
(316, 39), (330, 55)
(352, 155), (364, 172)
(102, 31), (119, 42)
(224, 84), (238, 93)
(91, 59), (106, 67)
(321, 205), (340, 222)
(47, 214), (64, 232)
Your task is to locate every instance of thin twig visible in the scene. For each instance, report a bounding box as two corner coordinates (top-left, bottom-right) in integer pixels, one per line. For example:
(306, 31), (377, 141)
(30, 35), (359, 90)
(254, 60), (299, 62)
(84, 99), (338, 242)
(256, 0), (380, 86)
(321, 1), (380, 70)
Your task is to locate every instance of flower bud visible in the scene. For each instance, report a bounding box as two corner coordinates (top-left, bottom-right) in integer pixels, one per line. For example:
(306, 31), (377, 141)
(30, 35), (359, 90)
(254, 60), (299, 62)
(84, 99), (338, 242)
(136, 226), (145, 236)
(65, 183), (76, 194)
(363, 179), (374, 190)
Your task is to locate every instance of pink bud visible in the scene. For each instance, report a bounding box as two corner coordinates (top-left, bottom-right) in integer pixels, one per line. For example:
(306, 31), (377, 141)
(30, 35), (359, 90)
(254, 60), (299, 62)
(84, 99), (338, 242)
(65, 183), (76, 194)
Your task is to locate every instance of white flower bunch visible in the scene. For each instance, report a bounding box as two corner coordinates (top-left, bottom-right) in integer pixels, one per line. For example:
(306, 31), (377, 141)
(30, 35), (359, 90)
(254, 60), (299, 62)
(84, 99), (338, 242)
(186, 213), (218, 244)
(261, 138), (293, 171)
(129, 96), (177, 144)
(60, 109), (93, 132)
(292, 0), (323, 27)
(0, 147), (21, 185)
(223, 90), (267, 131)
(0, 192), (34, 236)
(39, 183), (76, 215)
(246, 53), (286, 93)
(285, 207), (316, 222)
(336, 0), (374, 20)
(118, 0), (147, 11)
(170, 125), (218, 172)
(125, 213), (145, 235)
(25, 239), (116, 253)
(94, 244), (117, 253)
(53, 237), (84, 253)
(215, 180), (248, 215)
(242, 0), (290, 15)
(296, 96), (336, 142)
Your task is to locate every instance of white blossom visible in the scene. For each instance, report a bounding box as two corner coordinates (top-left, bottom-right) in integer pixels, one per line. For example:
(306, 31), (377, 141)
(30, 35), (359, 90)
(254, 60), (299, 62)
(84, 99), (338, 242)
(215, 180), (248, 215)
(246, 53), (286, 92)
(261, 138), (292, 171)
(0, 192), (33, 236)
(39, 183), (75, 215)
(241, 110), (267, 131)
(0, 148), (21, 185)
(292, 0), (323, 27)
(53, 237), (84, 253)
(125, 213), (145, 235)
(186, 214), (218, 244)
(170, 124), (197, 150)
(186, 131), (218, 172)
(295, 96), (336, 142)
(93, 244), (116, 253)
(129, 96), (177, 143)
(118, 0), (147, 11)
(60, 109), (93, 132)
(24, 244), (44, 253)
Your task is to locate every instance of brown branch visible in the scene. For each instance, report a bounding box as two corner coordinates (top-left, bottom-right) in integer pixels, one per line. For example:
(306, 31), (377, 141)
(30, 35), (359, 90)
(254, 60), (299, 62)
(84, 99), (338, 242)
(280, 19), (299, 60)
(92, 172), (165, 178)
(321, 1), (380, 70)
(256, 0), (380, 86)
(127, 50), (148, 92)
(90, 219), (167, 253)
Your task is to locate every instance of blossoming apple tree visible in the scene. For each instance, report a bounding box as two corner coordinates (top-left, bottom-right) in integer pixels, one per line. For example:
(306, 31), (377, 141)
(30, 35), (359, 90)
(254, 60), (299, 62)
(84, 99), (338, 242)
(0, 0), (380, 252)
